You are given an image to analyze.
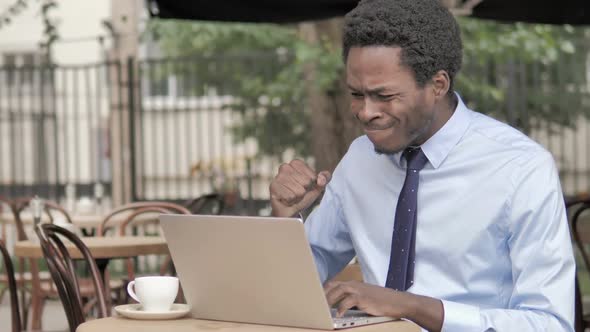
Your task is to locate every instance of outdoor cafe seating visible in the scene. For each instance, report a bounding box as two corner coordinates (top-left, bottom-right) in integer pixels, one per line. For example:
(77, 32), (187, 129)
(0, 193), (228, 330)
(1, 196), (135, 330)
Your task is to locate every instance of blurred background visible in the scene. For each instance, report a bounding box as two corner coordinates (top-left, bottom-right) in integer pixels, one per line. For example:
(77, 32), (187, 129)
(0, 0), (588, 214)
(0, 0), (589, 330)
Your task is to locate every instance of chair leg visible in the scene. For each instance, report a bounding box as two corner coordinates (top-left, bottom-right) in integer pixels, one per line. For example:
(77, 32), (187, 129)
(112, 281), (128, 308)
(19, 288), (30, 331)
(30, 293), (44, 330)
(0, 284), (6, 304)
(177, 285), (186, 304)
(83, 297), (98, 317)
(18, 257), (30, 331)
(159, 256), (173, 276)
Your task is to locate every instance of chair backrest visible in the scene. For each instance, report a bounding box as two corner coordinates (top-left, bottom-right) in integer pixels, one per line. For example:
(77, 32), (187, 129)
(98, 201), (190, 236)
(571, 201), (590, 274)
(0, 239), (22, 332)
(119, 206), (183, 233)
(35, 223), (107, 332)
(98, 202), (190, 282)
(12, 197), (73, 241)
(184, 193), (224, 215)
(566, 197), (590, 332)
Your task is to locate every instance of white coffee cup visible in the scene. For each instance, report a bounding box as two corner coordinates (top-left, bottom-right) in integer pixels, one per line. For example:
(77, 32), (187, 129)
(127, 276), (179, 312)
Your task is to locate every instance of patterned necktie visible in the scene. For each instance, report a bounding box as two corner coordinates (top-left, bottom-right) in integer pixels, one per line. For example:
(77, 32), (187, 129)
(385, 147), (428, 291)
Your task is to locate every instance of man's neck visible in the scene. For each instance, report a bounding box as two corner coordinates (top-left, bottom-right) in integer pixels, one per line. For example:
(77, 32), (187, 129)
(446, 92), (459, 113)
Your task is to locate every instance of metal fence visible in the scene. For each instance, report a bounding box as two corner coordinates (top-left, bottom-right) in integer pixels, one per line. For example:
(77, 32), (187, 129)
(0, 61), (118, 210)
(0, 48), (589, 214)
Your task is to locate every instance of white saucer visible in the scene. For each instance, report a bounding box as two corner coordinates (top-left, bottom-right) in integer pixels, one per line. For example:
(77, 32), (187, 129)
(114, 303), (191, 320)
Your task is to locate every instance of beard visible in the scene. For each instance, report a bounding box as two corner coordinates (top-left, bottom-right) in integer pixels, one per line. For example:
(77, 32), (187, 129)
(374, 146), (404, 155)
(372, 116), (433, 156)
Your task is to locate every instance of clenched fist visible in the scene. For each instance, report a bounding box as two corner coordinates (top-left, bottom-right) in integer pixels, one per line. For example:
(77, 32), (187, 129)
(269, 159), (332, 218)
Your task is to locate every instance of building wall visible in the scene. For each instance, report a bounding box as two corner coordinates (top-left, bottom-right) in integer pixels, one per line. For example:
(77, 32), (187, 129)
(0, 0), (110, 64)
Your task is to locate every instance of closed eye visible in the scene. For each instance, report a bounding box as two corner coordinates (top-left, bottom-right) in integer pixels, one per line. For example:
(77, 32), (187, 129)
(373, 93), (397, 101)
(350, 92), (364, 99)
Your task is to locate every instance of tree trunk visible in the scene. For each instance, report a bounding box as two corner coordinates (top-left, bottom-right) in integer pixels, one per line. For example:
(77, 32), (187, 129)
(299, 19), (362, 173)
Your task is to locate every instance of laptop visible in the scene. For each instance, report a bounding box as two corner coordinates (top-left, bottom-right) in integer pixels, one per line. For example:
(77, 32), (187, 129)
(159, 214), (396, 329)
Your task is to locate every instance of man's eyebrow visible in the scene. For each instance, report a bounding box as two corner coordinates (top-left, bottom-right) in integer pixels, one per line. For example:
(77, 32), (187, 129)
(346, 84), (394, 94)
(366, 86), (392, 94)
(346, 83), (361, 91)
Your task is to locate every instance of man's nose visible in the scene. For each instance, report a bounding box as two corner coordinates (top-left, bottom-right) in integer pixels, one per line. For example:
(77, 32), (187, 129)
(356, 99), (381, 123)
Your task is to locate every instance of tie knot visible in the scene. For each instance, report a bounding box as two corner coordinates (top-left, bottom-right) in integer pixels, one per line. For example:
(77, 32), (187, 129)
(403, 147), (428, 171)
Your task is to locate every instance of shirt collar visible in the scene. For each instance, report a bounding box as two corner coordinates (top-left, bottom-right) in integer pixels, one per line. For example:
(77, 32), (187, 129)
(393, 93), (472, 169)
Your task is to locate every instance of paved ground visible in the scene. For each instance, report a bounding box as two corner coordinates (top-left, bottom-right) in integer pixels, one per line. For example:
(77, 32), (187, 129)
(0, 294), (69, 332)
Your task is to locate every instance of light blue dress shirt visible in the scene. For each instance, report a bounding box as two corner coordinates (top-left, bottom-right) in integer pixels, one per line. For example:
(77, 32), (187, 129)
(304, 95), (575, 331)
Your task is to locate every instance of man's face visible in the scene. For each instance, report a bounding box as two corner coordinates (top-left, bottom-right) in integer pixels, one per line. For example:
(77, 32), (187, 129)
(346, 46), (438, 154)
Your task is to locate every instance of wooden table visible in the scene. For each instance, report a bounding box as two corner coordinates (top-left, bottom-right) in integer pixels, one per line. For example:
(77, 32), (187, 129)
(77, 317), (421, 332)
(14, 236), (168, 259)
(14, 236), (169, 330)
(1, 212), (157, 232)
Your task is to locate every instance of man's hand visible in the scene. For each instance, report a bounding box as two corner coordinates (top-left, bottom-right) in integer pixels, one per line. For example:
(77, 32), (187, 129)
(324, 280), (404, 318)
(269, 159), (331, 218)
(324, 280), (444, 332)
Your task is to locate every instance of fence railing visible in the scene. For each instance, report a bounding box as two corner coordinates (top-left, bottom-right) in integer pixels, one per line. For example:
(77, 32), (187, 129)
(0, 62), (119, 210)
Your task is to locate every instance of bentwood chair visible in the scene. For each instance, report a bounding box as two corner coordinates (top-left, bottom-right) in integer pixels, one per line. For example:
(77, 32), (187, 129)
(184, 193), (225, 215)
(568, 196), (590, 332)
(0, 239), (22, 332)
(12, 197), (74, 240)
(12, 196), (117, 330)
(11, 197), (77, 330)
(0, 196), (15, 305)
(35, 223), (108, 332)
(98, 201), (191, 236)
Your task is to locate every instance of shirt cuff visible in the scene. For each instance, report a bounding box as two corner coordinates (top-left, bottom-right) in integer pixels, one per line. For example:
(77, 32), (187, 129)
(441, 300), (481, 332)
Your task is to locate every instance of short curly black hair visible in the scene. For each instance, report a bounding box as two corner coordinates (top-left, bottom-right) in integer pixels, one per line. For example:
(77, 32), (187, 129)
(343, 0), (462, 94)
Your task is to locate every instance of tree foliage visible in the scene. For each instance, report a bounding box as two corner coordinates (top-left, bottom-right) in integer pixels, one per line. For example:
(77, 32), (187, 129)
(148, 20), (342, 160)
(457, 18), (590, 131)
(148, 18), (589, 160)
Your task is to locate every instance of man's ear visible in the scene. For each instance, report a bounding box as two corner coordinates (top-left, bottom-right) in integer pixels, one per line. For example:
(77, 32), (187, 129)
(431, 70), (450, 99)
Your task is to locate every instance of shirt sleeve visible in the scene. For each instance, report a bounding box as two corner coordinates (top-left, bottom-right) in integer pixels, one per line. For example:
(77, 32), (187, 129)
(441, 151), (575, 332)
(304, 180), (356, 283)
